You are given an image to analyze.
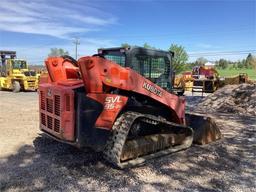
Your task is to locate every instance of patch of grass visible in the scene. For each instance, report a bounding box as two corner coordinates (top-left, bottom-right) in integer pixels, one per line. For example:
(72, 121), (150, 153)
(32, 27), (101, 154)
(217, 68), (256, 80)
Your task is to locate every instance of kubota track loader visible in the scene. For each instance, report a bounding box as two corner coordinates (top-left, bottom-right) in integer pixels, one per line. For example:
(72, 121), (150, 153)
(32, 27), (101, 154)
(39, 47), (221, 168)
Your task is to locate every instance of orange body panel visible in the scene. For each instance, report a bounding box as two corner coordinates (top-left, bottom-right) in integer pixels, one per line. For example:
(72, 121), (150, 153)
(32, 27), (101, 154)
(87, 93), (128, 129)
(78, 56), (186, 124)
(45, 57), (80, 82)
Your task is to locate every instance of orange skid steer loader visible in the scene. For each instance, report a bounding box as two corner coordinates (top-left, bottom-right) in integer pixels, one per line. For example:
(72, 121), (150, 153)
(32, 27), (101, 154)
(39, 47), (221, 168)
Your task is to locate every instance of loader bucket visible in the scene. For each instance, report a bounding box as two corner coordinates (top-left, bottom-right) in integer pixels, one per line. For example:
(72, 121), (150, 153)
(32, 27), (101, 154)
(185, 112), (222, 145)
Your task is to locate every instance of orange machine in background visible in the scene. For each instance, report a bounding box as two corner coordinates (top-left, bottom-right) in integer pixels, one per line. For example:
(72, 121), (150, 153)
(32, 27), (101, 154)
(192, 66), (220, 93)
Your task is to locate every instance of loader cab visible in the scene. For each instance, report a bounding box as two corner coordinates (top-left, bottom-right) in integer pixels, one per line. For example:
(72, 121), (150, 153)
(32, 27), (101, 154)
(11, 59), (28, 70)
(5, 59), (29, 76)
(0, 51), (29, 75)
(98, 47), (174, 91)
(0, 50), (17, 77)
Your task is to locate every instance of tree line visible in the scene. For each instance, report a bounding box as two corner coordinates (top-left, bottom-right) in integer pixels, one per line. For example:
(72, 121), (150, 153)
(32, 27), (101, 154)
(215, 54), (255, 70)
(48, 45), (256, 74)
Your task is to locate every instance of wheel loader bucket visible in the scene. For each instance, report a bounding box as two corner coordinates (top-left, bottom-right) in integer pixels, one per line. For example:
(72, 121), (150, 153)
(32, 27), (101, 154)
(185, 112), (222, 145)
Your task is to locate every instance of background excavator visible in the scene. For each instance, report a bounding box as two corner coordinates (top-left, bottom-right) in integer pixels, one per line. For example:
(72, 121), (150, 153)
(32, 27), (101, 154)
(39, 47), (221, 168)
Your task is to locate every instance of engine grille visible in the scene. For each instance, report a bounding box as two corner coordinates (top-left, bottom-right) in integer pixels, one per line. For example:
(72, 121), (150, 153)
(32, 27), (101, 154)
(54, 95), (61, 116)
(39, 85), (75, 141)
(24, 71), (36, 76)
(54, 119), (60, 132)
(40, 91), (61, 134)
(46, 98), (53, 113)
(40, 91), (45, 110)
(41, 113), (46, 126)
(47, 115), (53, 129)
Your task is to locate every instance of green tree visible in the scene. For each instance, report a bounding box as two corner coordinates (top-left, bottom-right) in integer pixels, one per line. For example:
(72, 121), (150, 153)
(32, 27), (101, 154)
(245, 53), (256, 69)
(186, 62), (197, 70)
(236, 61), (241, 69)
(121, 43), (131, 48)
(48, 48), (69, 57)
(195, 57), (207, 66)
(237, 60), (245, 69)
(218, 59), (229, 69)
(143, 43), (156, 49)
(168, 44), (188, 73)
(251, 55), (256, 70)
(232, 62), (237, 69)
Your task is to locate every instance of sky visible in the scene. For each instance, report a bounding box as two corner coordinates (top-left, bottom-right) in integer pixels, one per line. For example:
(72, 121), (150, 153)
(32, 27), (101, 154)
(0, 0), (255, 64)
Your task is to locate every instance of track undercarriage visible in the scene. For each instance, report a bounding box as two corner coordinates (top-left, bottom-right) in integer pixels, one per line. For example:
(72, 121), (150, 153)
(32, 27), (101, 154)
(104, 111), (194, 168)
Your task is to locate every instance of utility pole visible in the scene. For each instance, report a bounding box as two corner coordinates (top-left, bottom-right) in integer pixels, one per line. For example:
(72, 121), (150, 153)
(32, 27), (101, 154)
(73, 37), (80, 60)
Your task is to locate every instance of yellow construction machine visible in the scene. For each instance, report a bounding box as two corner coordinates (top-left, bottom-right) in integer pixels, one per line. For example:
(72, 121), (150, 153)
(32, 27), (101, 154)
(173, 71), (194, 93)
(0, 50), (39, 92)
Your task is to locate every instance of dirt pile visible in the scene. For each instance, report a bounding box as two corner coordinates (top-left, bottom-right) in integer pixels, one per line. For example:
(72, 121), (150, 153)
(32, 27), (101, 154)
(198, 84), (256, 116)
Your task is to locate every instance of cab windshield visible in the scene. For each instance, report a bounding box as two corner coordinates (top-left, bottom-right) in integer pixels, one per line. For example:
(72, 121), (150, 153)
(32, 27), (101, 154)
(131, 54), (170, 89)
(12, 60), (27, 69)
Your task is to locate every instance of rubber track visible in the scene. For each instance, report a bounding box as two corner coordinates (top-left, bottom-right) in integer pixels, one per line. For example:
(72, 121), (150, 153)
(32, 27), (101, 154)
(103, 111), (193, 169)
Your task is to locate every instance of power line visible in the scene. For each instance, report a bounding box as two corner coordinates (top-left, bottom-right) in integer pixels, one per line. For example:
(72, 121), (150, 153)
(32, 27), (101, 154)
(188, 50), (256, 57)
(189, 50), (256, 55)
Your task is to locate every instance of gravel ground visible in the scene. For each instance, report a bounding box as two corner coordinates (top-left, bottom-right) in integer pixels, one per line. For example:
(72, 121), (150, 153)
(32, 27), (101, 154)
(0, 91), (255, 192)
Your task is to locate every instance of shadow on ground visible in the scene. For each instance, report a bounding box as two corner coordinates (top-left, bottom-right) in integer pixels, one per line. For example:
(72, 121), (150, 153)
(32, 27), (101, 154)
(0, 115), (255, 192)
